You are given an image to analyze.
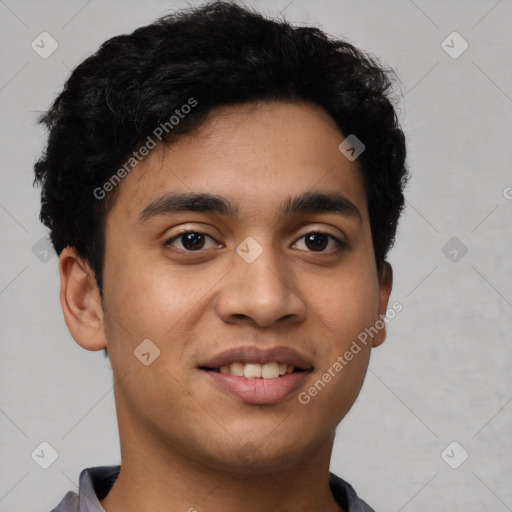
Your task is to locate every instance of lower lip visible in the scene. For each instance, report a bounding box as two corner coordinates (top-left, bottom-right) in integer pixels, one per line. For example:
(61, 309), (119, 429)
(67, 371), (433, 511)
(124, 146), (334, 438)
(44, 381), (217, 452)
(202, 370), (310, 405)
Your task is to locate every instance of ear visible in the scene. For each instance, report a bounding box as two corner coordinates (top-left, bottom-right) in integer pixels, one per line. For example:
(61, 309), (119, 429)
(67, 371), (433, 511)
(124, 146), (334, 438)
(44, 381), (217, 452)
(372, 261), (393, 348)
(59, 246), (107, 351)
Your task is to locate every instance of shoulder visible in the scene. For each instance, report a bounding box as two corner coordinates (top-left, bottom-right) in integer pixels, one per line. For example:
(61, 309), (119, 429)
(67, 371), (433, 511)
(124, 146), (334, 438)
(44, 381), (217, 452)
(49, 490), (78, 512)
(329, 472), (377, 512)
(49, 465), (120, 512)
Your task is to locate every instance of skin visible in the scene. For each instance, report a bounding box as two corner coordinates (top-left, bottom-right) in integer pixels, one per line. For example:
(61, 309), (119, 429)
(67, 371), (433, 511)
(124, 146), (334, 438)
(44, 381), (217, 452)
(59, 100), (393, 512)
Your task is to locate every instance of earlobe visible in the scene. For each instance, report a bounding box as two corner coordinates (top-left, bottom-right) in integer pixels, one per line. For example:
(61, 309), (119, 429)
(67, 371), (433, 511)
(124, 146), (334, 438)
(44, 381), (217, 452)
(372, 261), (393, 348)
(59, 247), (107, 351)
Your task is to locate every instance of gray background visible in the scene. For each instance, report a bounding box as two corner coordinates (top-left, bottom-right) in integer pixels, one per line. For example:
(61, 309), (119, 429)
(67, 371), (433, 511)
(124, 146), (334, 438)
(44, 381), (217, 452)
(1, 0), (511, 510)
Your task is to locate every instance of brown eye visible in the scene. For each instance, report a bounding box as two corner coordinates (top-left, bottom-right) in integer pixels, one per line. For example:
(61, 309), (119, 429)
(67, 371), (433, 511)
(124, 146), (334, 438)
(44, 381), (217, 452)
(304, 233), (328, 251)
(180, 232), (205, 250)
(293, 232), (346, 252)
(165, 231), (218, 251)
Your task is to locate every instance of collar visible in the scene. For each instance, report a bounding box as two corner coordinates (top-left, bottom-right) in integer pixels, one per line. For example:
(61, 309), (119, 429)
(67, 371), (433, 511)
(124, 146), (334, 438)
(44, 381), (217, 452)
(51, 465), (376, 512)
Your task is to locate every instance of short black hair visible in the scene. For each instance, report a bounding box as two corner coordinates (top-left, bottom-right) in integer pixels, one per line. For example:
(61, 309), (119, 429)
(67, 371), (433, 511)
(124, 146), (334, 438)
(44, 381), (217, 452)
(34, 0), (409, 297)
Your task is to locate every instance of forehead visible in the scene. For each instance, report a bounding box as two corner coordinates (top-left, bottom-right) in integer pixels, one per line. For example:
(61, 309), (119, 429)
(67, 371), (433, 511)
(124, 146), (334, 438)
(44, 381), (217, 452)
(108, 100), (368, 225)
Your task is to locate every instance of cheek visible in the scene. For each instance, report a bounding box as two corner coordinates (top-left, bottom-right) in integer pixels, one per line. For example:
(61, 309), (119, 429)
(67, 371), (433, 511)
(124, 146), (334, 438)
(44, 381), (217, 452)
(298, 352), (370, 437)
(299, 285), (376, 427)
(308, 266), (380, 345)
(301, 264), (379, 422)
(102, 254), (220, 358)
(103, 245), (172, 320)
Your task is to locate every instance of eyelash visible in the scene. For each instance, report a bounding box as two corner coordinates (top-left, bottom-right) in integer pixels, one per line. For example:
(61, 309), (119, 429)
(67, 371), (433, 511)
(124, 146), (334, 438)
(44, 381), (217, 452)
(164, 230), (348, 253)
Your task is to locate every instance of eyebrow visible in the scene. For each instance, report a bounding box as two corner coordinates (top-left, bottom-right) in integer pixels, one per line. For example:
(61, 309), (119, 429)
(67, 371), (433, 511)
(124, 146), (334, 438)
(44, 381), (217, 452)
(136, 190), (362, 225)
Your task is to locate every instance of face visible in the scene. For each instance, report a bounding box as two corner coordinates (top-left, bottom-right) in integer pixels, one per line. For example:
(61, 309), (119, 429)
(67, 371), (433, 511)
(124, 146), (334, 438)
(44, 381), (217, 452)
(98, 100), (392, 472)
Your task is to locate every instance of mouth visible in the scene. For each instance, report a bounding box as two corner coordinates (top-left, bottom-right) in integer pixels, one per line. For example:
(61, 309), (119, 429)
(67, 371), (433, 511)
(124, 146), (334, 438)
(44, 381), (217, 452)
(198, 346), (313, 404)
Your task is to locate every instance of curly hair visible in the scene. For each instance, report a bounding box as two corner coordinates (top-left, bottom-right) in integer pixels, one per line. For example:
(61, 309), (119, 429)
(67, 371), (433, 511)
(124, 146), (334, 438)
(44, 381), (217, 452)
(34, 0), (409, 297)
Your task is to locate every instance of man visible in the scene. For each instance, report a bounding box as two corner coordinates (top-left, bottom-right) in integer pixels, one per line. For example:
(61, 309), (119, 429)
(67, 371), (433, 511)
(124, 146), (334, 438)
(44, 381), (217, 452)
(34, 1), (409, 510)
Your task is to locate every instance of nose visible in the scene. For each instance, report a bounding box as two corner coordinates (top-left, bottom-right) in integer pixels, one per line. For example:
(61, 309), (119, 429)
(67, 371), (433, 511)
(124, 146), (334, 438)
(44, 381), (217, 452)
(215, 243), (307, 328)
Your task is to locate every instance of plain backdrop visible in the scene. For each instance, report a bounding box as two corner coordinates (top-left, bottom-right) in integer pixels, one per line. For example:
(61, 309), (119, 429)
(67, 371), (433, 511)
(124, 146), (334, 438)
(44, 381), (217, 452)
(1, 1), (511, 510)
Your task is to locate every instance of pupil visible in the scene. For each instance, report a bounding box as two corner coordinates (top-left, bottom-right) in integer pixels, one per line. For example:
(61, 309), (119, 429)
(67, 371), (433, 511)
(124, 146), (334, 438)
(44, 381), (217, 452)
(182, 232), (205, 250)
(306, 233), (327, 251)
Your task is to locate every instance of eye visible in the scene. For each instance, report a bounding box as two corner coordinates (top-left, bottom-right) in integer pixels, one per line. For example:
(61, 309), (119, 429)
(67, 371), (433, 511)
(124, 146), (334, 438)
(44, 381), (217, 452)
(164, 230), (346, 253)
(165, 231), (220, 251)
(293, 231), (347, 252)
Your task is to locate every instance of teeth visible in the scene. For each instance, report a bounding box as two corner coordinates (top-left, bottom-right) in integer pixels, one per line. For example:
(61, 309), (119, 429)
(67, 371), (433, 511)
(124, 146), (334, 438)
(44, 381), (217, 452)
(229, 362), (244, 377)
(261, 362), (279, 379)
(244, 364), (262, 379)
(217, 361), (296, 379)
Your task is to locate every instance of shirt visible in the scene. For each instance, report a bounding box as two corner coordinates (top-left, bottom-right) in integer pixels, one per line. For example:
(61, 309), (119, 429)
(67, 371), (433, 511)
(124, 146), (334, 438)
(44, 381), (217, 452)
(50, 465), (376, 512)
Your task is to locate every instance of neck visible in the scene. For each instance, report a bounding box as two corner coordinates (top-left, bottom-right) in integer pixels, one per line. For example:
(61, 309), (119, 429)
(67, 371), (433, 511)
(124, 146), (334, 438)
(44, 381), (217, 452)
(100, 417), (343, 512)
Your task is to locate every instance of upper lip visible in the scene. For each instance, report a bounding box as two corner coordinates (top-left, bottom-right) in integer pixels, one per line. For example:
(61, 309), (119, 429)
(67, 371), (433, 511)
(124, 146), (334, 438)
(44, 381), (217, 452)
(198, 345), (313, 371)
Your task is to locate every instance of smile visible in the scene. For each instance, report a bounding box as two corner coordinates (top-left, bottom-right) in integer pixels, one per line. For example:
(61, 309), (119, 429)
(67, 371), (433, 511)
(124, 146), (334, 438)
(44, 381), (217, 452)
(201, 361), (302, 379)
(198, 345), (313, 404)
